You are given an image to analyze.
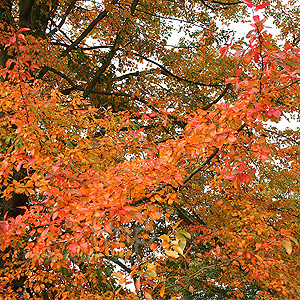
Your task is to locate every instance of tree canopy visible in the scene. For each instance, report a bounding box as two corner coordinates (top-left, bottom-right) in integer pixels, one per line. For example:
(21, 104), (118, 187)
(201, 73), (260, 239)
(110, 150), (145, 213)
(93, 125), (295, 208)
(0, 0), (300, 299)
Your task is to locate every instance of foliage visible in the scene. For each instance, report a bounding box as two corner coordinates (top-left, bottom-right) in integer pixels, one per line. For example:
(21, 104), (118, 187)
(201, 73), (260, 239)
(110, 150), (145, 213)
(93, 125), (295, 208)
(0, 0), (300, 299)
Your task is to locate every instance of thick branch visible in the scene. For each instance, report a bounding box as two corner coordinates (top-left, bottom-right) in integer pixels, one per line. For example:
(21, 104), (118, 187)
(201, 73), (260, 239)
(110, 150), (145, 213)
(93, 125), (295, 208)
(174, 203), (206, 225)
(82, 0), (139, 98)
(38, 67), (132, 97)
(50, 42), (112, 51)
(116, 69), (156, 81)
(61, 0), (119, 56)
(82, 35), (121, 98)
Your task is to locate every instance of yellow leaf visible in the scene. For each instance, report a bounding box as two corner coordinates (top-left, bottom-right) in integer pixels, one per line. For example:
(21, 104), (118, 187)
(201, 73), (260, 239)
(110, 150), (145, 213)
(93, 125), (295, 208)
(165, 249), (179, 258)
(159, 234), (170, 242)
(283, 238), (293, 255)
(173, 245), (184, 256)
(119, 277), (126, 284)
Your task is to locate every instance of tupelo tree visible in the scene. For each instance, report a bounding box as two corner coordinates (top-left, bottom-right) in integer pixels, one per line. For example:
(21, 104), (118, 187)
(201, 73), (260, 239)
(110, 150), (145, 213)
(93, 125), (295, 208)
(0, 0), (300, 299)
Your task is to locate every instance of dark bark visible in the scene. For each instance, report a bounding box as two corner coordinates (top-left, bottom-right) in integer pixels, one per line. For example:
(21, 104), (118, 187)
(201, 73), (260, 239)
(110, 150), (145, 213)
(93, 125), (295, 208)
(19, 0), (59, 37)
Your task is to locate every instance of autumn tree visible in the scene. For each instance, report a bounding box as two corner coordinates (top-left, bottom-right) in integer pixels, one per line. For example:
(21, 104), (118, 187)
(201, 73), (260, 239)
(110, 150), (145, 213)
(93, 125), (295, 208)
(0, 0), (300, 299)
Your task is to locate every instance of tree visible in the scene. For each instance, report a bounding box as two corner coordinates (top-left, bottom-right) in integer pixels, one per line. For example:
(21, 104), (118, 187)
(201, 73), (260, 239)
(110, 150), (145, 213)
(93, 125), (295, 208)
(0, 0), (300, 299)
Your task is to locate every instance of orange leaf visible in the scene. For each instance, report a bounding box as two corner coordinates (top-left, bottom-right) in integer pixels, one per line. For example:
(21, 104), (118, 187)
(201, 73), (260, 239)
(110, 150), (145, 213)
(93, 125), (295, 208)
(135, 277), (141, 292)
(244, 50), (253, 64)
(144, 291), (153, 300)
(160, 284), (166, 297)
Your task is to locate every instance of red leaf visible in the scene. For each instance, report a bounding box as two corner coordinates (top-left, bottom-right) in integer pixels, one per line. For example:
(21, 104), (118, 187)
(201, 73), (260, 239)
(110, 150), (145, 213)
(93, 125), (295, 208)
(150, 243), (157, 251)
(40, 228), (49, 240)
(0, 222), (10, 233)
(239, 173), (251, 184)
(224, 173), (236, 181)
(254, 2), (270, 11)
(68, 243), (79, 255)
(16, 160), (25, 172)
(244, 51), (253, 64)
(52, 211), (59, 221)
(272, 108), (281, 118)
(225, 77), (238, 84)
(142, 113), (150, 120)
(9, 36), (16, 44)
(235, 69), (243, 76)
(27, 157), (36, 165)
(227, 135), (237, 144)
(235, 49), (244, 58)
(254, 51), (259, 63)
(79, 241), (89, 253)
(265, 107), (281, 118)
(16, 28), (31, 33)
(285, 44), (292, 51)
(18, 34), (25, 40)
(135, 277), (141, 292)
(253, 15), (260, 23)
(144, 292), (153, 300)
(52, 165), (60, 172)
(219, 46), (229, 59)
(241, 0), (253, 8)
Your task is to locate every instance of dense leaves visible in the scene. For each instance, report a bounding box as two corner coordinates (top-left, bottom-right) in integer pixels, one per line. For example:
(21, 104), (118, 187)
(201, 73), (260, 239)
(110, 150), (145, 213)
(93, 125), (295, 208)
(0, 0), (300, 299)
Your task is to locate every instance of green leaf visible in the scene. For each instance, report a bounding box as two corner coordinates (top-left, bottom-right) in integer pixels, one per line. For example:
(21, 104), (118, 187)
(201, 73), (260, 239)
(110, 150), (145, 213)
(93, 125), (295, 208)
(178, 230), (191, 239)
(144, 270), (157, 278)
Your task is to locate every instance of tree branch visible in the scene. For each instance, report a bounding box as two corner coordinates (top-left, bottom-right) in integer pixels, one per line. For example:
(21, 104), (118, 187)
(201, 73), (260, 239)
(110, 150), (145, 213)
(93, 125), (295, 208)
(82, 35), (121, 98)
(182, 148), (219, 184)
(135, 54), (221, 87)
(61, 0), (119, 56)
(211, 0), (241, 5)
(82, 0), (140, 98)
(104, 255), (132, 274)
(201, 85), (230, 110)
(48, 0), (77, 37)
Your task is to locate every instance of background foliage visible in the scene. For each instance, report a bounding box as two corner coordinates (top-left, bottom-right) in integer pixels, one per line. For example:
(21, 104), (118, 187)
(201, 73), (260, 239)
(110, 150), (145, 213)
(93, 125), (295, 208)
(0, 0), (300, 299)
